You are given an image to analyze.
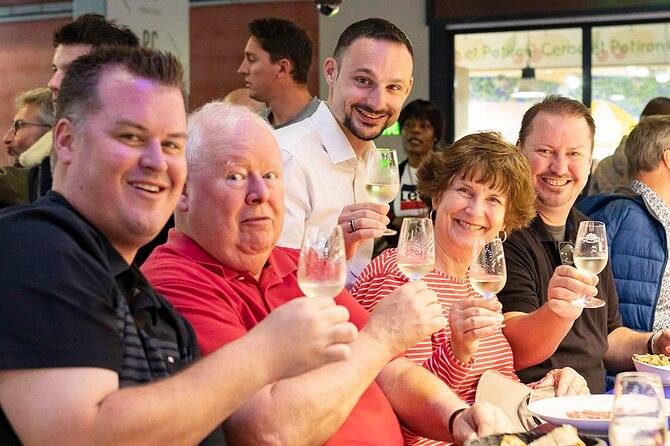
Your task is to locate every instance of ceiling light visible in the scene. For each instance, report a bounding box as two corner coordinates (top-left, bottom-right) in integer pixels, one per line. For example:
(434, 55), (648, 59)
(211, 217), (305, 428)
(656, 72), (670, 83)
(511, 66), (546, 99)
(566, 74), (581, 89)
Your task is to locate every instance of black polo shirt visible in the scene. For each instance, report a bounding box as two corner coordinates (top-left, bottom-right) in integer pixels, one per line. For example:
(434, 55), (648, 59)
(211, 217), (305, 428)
(0, 191), (223, 445)
(498, 207), (622, 394)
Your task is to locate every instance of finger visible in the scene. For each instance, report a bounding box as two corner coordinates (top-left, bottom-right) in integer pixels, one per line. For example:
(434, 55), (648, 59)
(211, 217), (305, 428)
(461, 297), (503, 312)
(320, 303), (352, 324)
(322, 343), (353, 363)
(327, 321), (359, 344)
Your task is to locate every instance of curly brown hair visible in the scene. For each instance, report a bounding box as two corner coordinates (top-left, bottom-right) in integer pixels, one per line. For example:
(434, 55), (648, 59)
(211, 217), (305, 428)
(417, 131), (536, 232)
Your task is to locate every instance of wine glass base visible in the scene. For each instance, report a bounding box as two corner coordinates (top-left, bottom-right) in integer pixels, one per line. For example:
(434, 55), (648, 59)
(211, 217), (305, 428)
(383, 228), (397, 236)
(571, 297), (606, 309)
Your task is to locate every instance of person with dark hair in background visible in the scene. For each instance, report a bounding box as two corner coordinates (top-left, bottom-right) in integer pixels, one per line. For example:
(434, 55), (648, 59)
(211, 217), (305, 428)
(589, 97), (670, 195)
(386, 99), (445, 247)
(238, 17), (318, 128)
(277, 18), (416, 287)
(3, 88), (54, 167)
(0, 45), (358, 446)
(581, 116), (670, 334)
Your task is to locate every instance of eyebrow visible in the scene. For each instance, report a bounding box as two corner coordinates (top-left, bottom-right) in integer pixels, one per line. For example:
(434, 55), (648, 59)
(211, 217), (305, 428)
(353, 67), (408, 86)
(116, 120), (187, 139)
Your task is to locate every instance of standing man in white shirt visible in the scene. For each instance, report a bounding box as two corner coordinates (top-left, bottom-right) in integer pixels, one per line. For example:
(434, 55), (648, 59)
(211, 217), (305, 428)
(275, 18), (414, 287)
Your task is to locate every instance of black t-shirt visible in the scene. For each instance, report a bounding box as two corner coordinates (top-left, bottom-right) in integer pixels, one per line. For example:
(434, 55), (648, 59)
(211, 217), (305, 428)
(0, 192), (223, 445)
(498, 208), (622, 393)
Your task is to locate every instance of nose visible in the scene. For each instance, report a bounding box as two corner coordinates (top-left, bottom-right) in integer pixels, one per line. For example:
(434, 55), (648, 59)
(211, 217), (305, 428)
(549, 151), (569, 176)
(466, 196), (485, 217)
(3, 127), (13, 145)
(47, 71), (61, 96)
(237, 59), (248, 75)
(365, 87), (384, 112)
(139, 139), (168, 172)
(246, 175), (270, 204)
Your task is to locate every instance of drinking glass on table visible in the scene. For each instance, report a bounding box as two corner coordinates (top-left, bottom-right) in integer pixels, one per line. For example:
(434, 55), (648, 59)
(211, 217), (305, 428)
(572, 220), (608, 308)
(365, 148), (400, 236)
(298, 225), (346, 298)
(609, 372), (667, 446)
(469, 237), (507, 299)
(397, 217), (435, 281)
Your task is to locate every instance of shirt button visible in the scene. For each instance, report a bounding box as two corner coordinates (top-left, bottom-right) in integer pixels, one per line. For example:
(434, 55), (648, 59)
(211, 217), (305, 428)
(167, 356), (175, 364)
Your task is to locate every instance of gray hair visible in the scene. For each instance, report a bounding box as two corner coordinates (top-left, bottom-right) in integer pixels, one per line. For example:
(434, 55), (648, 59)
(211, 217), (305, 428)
(186, 100), (275, 172)
(625, 115), (670, 177)
(15, 87), (55, 127)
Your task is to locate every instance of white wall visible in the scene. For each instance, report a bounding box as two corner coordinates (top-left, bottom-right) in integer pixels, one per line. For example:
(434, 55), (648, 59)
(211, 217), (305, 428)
(318, 0), (430, 150)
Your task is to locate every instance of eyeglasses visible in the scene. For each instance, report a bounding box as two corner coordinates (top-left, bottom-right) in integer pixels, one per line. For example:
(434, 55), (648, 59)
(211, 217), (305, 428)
(556, 241), (574, 266)
(11, 120), (52, 136)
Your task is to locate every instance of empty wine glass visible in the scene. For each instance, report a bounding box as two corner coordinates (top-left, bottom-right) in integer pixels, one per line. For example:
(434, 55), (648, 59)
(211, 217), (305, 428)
(298, 225), (346, 298)
(572, 220), (608, 308)
(397, 217), (435, 281)
(365, 148), (400, 236)
(609, 372), (667, 446)
(469, 237), (507, 299)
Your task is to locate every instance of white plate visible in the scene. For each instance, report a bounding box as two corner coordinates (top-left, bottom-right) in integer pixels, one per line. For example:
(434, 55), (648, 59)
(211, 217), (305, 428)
(633, 357), (670, 386)
(528, 395), (670, 433)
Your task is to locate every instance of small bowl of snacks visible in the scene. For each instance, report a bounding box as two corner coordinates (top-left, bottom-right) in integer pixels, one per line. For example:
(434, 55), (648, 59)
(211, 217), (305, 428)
(633, 353), (670, 385)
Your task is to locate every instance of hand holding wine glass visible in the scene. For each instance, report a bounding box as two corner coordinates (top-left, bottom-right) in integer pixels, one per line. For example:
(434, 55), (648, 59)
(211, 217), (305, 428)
(609, 372), (667, 446)
(397, 217), (435, 281)
(298, 225), (346, 298)
(571, 220), (607, 309)
(365, 148), (400, 236)
(469, 237), (507, 299)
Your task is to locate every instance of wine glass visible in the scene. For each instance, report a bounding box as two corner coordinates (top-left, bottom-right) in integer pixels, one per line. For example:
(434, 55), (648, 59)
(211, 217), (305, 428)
(469, 237), (507, 299)
(298, 225), (346, 298)
(609, 372), (667, 446)
(397, 217), (435, 281)
(365, 148), (400, 236)
(572, 220), (608, 308)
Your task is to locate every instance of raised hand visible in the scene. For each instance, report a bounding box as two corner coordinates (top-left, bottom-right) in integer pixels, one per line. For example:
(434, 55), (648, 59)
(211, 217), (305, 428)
(254, 297), (358, 380)
(546, 265), (598, 320)
(337, 202), (389, 260)
(449, 297), (505, 363)
(363, 280), (446, 358)
(531, 367), (590, 396)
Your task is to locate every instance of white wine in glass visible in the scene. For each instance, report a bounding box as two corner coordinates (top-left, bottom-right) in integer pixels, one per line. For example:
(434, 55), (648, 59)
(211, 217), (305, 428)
(469, 238), (507, 299)
(572, 220), (607, 308)
(298, 225), (346, 298)
(397, 217), (435, 281)
(365, 148), (400, 236)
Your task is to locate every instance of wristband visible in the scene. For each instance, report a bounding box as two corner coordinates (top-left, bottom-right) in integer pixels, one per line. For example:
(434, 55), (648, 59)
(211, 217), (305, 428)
(448, 408), (467, 437)
(648, 331), (659, 355)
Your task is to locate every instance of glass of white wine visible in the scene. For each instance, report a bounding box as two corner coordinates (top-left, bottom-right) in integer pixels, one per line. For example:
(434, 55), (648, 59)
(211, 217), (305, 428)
(469, 237), (507, 299)
(298, 225), (346, 298)
(609, 372), (667, 446)
(365, 148), (400, 236)
(397, 217), (435, 281)
(572, 220), (608, 308)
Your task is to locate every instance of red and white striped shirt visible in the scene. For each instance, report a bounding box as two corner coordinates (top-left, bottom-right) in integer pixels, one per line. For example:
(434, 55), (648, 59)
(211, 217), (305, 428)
(351, 249), (518, 446)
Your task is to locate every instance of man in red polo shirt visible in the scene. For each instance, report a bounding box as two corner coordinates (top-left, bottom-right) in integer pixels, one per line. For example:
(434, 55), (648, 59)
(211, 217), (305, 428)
(142, 100), (513, 445)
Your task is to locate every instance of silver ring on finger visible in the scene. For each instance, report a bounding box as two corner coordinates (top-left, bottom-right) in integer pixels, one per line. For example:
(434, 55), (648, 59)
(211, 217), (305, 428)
(349, 219), (358, 232)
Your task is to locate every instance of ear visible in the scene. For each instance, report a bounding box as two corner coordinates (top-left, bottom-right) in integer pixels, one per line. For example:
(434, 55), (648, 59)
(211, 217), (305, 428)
(662, 149), (670, 171)
(52, 118), (75, 165)
(177, 181), (189, 212)
(276, 58), (291, 78)
(405, 76), (414, 98)
(323, 57), (337, 87)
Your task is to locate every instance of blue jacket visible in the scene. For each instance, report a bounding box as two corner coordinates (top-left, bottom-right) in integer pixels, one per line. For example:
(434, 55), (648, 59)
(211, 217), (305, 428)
(579, 191), (666, 332)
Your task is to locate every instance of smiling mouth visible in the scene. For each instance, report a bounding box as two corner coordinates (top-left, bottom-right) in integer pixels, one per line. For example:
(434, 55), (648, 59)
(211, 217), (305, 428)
(130, 182), (162, 193)
(355, 106), (387, 121)
(457, 220), (485, 231)
(543, 178), (571, 187)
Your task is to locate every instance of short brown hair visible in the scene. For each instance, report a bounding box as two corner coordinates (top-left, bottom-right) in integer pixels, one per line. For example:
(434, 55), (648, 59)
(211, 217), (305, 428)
(625, 115), (670, 177)
(518, 95), (595, 150)
(417, 131), (536, 232)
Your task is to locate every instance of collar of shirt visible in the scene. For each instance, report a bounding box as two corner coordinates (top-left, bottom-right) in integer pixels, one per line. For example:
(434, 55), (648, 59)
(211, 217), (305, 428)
(632, 179), (670, 227)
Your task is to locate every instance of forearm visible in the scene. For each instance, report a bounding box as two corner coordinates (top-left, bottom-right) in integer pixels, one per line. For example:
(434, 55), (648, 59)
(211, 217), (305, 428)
(503, 308), (574, 370)
(604, 327), (647, 372)
(378, 358), (467, 442)
(224, 332), (394, 446)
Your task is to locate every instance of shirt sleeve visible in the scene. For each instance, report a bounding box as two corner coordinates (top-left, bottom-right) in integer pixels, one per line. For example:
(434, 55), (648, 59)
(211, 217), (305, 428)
(497, 233), (543, 314)
(423, 338), (476, 394)
(0, 214), (122, 371)
(278, 150), (310, 249)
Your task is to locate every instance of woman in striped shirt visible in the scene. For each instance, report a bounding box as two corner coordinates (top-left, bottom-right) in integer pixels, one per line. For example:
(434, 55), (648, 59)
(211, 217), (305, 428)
(352, 132), (589, 446)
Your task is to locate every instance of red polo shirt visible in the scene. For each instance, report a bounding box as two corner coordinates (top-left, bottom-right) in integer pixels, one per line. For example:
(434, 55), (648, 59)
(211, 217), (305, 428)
(142, 229), (404, 445)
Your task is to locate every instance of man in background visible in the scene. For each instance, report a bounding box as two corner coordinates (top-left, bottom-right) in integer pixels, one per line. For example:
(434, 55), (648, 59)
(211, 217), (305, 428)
(238, 17), (318, 128)
(3, 88), (53, 167)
